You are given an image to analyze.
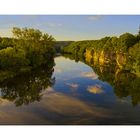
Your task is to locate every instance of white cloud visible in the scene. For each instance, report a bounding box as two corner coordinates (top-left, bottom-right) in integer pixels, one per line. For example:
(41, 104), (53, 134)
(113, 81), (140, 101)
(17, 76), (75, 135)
(46, 23), (62, 28)
(81, 72), (98, 79)
(41, 90), (111, 122)
(87, 84), (103, 94)
(88, 15), (103, 21)
(36, 22), (62, 28)
(66, 83), (79, 89)
(0, 88), (111, 124)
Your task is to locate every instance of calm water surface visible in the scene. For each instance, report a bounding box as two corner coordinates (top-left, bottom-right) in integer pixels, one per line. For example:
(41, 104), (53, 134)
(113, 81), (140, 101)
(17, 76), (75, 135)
(0, 56), (140, 124)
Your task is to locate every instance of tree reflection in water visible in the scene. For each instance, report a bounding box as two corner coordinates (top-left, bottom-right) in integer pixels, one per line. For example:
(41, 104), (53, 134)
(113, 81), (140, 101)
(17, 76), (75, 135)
(63, 54), (140, 107)
(0, 62), (55, 107)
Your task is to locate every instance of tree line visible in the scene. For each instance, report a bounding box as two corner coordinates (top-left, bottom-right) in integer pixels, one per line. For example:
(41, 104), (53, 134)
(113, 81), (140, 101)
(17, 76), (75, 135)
(62, 32), (139, 55)
(0, 27), (55, 70)
(62, 31), (140, 74)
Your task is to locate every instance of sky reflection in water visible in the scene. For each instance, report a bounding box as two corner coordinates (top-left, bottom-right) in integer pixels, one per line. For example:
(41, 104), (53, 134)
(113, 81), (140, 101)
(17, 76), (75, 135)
(0, 56), (140, 124)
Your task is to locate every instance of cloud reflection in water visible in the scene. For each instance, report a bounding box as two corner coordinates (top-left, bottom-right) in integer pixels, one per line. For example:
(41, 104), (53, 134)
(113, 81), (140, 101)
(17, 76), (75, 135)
(0, 87), (111, 124)
(87, 84), (104, 94)
(81, 72), (98, 79)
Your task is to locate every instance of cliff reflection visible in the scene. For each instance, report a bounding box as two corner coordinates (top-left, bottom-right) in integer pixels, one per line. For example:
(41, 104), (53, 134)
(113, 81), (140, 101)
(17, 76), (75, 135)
(86, 58), (140, 106)
(0, 63), (55, 107)
(64, 54), (140, 106)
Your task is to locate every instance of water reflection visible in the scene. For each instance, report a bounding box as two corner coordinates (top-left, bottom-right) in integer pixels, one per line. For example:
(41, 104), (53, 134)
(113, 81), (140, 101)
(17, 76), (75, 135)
(39, 88), (112, 124)
(114, 71), (140, 106)
(0, 64), (55, 107)
(0, 55), (140, 124)
(81, 72), (98, 79)
(63, 54), (140, 107)
(87, 84), (103, 94)
(0, 88), (112, 124)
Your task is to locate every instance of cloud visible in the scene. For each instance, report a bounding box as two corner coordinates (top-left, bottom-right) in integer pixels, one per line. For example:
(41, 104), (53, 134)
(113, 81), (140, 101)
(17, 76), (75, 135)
(88, 15), (103, 21)
(81, 72), (98, 79)
(46, 23), (62, 28)
(36, 22), (62, 28)
(0, 88), (111, 124)
(87, 84), (103, 94)
(0, 98), (10, 106)
(32, 22), (62, 29)
(41, 90), (111, 124)
(66, 83), (79, 89)
(21, 15), (41, 21)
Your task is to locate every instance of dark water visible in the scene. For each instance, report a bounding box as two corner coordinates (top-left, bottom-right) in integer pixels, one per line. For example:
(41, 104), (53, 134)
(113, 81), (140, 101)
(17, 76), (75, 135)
(0, 56), (140, 124)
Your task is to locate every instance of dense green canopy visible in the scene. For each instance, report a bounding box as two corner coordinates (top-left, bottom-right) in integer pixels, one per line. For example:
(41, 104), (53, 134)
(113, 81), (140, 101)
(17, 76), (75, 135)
(62, 32), (140, 74)
(0, 27), (55, 69)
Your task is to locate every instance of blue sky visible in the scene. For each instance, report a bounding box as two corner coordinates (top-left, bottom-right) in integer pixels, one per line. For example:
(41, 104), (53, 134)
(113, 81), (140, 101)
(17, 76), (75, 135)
(0, 15), (139, 41)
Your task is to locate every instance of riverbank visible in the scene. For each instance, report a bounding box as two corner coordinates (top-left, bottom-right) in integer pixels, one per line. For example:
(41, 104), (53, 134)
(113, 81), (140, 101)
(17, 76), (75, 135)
(62, 33), (140, 76)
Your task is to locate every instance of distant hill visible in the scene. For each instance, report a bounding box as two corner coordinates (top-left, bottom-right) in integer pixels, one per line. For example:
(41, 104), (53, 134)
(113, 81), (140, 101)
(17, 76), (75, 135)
(53, 41), (74, 53)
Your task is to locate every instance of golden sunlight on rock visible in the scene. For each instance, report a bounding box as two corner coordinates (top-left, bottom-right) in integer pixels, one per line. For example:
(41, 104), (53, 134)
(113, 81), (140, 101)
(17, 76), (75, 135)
(87, 84), (103, 94)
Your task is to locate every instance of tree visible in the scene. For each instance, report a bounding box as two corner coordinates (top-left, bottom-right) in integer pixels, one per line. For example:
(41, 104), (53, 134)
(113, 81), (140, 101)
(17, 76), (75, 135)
(42, 33), (55, 47)
(0, 27), (55, 69)
(12, 27), (42, 41)
(117, 33), (137, 51)
(0, 63), (55, 106)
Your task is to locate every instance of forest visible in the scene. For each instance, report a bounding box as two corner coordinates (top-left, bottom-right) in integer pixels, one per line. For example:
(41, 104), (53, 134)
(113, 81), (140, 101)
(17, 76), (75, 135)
(62, 31), (140, 76)
(0, 27), (55, 70)
(0, 27), (56, 85)
(1, 27), (140, 81)
(62, 30), (140, 106)
(0, 27), (140, 107)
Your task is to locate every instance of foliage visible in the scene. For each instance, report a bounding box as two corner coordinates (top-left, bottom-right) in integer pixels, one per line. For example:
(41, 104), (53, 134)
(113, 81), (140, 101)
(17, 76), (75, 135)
(62, 32), (138, 53)
(53, 41), (73, 53)
(0, 27), (55, 69)
(62, 32), (140, 73)
(117, 33), (137, 52)
(129, 42), (140, 74)
(0, 47), (29, 69)
(0, 64), (55, 106)
(0, 37), (14, 50)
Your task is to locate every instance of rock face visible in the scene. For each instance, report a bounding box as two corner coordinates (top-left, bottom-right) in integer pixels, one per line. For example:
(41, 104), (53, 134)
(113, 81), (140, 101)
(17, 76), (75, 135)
(116, 53), (127, 68)
(85, 49), (127, 69)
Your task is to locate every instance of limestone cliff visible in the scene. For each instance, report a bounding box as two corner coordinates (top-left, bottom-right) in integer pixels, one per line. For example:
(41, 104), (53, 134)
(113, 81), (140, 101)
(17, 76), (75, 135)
(85, 49), (127, 68)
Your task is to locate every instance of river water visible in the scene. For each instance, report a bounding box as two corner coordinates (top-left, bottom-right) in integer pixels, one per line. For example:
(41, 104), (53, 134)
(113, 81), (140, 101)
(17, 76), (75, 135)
(0, 56), (140, 124)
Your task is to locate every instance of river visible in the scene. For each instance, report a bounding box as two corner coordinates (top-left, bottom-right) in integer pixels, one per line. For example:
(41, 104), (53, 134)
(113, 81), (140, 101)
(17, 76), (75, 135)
(0, 56), (140, 124)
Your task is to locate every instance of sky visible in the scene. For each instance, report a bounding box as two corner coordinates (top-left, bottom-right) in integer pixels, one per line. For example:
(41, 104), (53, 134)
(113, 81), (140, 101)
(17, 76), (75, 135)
(0, 15), (139, 41)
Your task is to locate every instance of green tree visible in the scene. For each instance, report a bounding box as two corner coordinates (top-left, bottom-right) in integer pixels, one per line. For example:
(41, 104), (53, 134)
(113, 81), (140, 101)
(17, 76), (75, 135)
(117, 33), (137, 52)
(0, 27), (55, 69)
(12, 27), (42, 41)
